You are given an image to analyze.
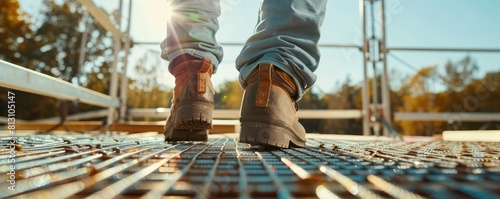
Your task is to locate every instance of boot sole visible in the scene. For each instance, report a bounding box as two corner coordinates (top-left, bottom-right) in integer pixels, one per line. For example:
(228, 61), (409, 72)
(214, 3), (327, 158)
(165, 101), (213, 142)
(239, 121), (305, 148)
(165, 129), (209, 142)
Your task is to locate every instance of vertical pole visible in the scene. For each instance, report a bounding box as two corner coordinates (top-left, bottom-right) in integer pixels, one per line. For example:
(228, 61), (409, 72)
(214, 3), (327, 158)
(106, 0), (123, 133)
(78, 15), (90, 74)
(369, 0), (380, 136)
(106, 39), (122, 132)
(120, 0), (133, 122)
(117, 0), (123, 30)
(360, 0), (370, 136)
(380, 0), (392, 136)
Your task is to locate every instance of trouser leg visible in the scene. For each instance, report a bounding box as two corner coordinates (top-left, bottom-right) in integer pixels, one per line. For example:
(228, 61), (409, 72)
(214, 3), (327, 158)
(236, 0), (327, 100)
(161, 0), (223, 73)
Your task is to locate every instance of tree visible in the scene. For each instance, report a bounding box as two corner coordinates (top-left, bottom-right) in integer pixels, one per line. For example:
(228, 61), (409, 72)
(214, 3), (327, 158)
(0, 0), (115, 120)
(394, 66), (445, 135)
(318, 77), (363, 135)
(0, 0), (31, 63)
(442, 56), (478, 92)
(214, 80), (243, 109)
(392, 56), (497, 135)
(127, 53), (172, 110)
(298, 87), (328, 133)
(31, 0), (114, 83)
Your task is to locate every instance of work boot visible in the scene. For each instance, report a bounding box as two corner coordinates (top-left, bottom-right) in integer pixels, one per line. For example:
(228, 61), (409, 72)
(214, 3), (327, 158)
(239, 63), (306, 148)
(164, 57), (215, 141)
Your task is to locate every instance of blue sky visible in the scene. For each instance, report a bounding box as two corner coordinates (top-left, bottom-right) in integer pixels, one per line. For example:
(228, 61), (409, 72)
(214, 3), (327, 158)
(18, 0), (500, 93)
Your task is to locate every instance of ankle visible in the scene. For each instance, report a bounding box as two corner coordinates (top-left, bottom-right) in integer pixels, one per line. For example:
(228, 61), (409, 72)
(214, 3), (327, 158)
(247, 63), (298, 97)
(169, 54), (202, 69)
(171, 56), (213, 79)
(273, 67), (297, 99)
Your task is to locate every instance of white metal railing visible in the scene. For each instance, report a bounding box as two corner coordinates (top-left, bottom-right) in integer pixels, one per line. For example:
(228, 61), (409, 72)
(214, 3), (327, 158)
(394, 112), (500, 122)
(78, 0), (123, 40)
(34, 109), (108, 122)
(0, 116), (25, 124)
(17, 108), (362, 123)
(442, 130), (500, 142)
(0, 60), (116, 108)
(129, 108), (362, 119)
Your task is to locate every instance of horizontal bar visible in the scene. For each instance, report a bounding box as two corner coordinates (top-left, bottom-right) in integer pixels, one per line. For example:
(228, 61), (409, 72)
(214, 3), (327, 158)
(128, 108), (240, 119)
(394, 112), (500, 122)
(134, 41), (362, 49)
(14, 121), (239, 134)
(130, 108), (362, 119)
(133, 42), (246, 46)
(0, 60), (114, 107)
(317, 44), (363, 49)
(129, 108), (169, 118)
(33, 108), (363, 122)
(387, 47), (500, 53)
(442, 130), (500, 142)
(298, 109), (363, 119)
(35, 109), (108, 122)
(0, 116), (25, 124)
(78, 0), (123, 39)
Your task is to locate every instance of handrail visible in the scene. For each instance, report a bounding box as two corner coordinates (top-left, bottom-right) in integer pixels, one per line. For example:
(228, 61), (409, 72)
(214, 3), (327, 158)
(387, 47), (500, 53)
(394, 112), (500, 122)
(34, 109), (109, 122)
(129, 108), (363, 119)
(78, 0), (124, 40)
(0, 60), (115, 108)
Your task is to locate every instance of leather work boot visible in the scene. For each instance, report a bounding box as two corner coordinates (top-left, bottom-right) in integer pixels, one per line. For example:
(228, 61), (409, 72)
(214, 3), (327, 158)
(239, 63), (306, 148)
(164, 58), (215, 141)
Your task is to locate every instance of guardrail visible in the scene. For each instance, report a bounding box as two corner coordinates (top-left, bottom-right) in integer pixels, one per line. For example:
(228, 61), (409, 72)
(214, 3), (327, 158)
(0, 60), (116, 108)
(394, 112), (500, 122)
(0, 116), (25, 124)
(29, 108), (363, 122)
(129, 108), (363, 119)
(33, 109), (109, 122)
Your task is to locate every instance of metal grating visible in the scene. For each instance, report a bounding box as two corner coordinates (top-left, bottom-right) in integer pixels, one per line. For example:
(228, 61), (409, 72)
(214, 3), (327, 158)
(1, 135), (499, 199)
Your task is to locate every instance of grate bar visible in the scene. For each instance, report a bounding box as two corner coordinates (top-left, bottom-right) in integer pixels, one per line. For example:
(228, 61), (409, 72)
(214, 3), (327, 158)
(234, 138), (251, 199)
(14, 142), (175, 198)
(1, 135), (498, 198)
(367, 174), (426, 199)
(255, 151), (293, 199)
(142, 138), (225, 198)
(319, 166), (384, 199)
(197, 138), (228, 198)
(88, 144), (197, 198)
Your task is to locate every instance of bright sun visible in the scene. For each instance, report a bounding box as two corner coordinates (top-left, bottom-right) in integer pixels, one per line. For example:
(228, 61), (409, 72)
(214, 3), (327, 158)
(164, 1), (177, 23)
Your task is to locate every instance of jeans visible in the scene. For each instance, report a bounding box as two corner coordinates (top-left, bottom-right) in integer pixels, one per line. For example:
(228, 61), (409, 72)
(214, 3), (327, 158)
(161, 0), (327, 100)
